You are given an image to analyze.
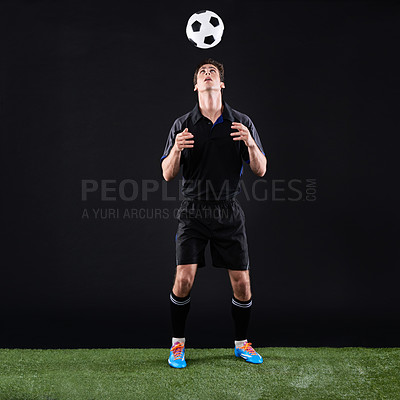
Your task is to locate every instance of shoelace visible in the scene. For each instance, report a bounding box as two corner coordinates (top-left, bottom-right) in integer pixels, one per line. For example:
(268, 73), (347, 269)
(241, 342), (257, 355)
(171, 342), (185, 360)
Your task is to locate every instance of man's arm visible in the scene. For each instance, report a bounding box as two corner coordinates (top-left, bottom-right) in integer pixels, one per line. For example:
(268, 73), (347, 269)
(247, 143), (267, 177)
(231, 122), (267, 177)
(162, 128), (194, 181)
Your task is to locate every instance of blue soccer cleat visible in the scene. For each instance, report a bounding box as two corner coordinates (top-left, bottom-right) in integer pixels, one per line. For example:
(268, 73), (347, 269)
(234, 341), (263, 364)
(168, 342), (187, 369)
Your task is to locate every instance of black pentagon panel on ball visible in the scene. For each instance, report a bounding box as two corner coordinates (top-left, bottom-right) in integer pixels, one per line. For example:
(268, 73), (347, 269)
(196, 10), (207, 14)
(204, 35), (215, 45)
(191, 20), (201, 32)
(209, 16), (219, 27)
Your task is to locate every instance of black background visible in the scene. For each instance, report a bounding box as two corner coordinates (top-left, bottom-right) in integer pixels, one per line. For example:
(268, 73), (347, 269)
(1, 0), (399, 348)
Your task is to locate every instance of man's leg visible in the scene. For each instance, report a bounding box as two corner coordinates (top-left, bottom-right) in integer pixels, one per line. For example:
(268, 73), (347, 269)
(229, 269), (263, 364)
(173, 263), (198, 298)
(170, 263), (197, 341)
(229, 269), (252, 342)
(168, 264), (197, 368)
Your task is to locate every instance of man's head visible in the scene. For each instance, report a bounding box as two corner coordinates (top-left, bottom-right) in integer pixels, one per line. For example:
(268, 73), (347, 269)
(193, 58), (225, 93)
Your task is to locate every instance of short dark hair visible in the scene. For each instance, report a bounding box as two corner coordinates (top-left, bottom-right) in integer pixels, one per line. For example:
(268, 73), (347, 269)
(193, 58), (225, 86)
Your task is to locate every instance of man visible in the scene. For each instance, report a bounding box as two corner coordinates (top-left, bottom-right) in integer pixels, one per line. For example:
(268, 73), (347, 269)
(160, 58), (267, 369)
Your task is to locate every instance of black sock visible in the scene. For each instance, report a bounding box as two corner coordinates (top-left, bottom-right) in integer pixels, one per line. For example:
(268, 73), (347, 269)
(231, 296), (252, 340)
(170, 292), (191, 338)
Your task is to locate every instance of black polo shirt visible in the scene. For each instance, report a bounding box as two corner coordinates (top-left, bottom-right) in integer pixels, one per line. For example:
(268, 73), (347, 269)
(160, 101), (265, 201)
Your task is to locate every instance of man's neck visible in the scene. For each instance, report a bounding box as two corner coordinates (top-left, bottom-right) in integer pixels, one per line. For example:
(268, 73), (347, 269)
(198, 91), (223, 124)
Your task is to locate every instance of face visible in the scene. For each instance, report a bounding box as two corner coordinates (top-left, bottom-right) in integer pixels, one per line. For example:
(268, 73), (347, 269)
(194, 64), (225, 92)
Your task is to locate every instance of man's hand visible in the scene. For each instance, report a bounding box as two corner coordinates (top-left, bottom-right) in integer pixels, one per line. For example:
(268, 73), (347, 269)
(174, 128), (194, 152)
(230, 122), (255, 148)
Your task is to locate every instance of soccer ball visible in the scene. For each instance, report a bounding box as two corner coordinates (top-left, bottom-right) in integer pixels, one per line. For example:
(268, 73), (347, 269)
(186, 10), (224, 49)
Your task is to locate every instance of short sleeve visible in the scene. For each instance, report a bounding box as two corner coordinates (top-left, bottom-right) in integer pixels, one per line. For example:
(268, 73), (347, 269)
(240, 117), (265, 164)
(160, 118), (183, 166)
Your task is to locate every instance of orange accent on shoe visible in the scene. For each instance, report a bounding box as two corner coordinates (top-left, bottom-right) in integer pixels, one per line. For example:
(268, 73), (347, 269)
(240, 342), (257, 355)
(171, 342), (185, 360)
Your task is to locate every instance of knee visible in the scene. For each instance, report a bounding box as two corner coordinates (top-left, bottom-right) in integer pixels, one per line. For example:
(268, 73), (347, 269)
(178, 274), (194, 290)
(233, 279), (251, 301)
(174, 273), (194, 297)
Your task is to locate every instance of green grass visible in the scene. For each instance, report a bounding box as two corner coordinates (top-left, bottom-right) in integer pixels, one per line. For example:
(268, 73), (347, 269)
(0, 348), (399, 400)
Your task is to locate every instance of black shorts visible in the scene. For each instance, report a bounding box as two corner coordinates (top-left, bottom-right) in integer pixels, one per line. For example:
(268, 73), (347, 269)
(175, 198), (250, 270)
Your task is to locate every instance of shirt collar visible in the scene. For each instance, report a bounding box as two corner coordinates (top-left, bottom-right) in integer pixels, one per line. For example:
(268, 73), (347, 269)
(190, 100), (235, 125)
